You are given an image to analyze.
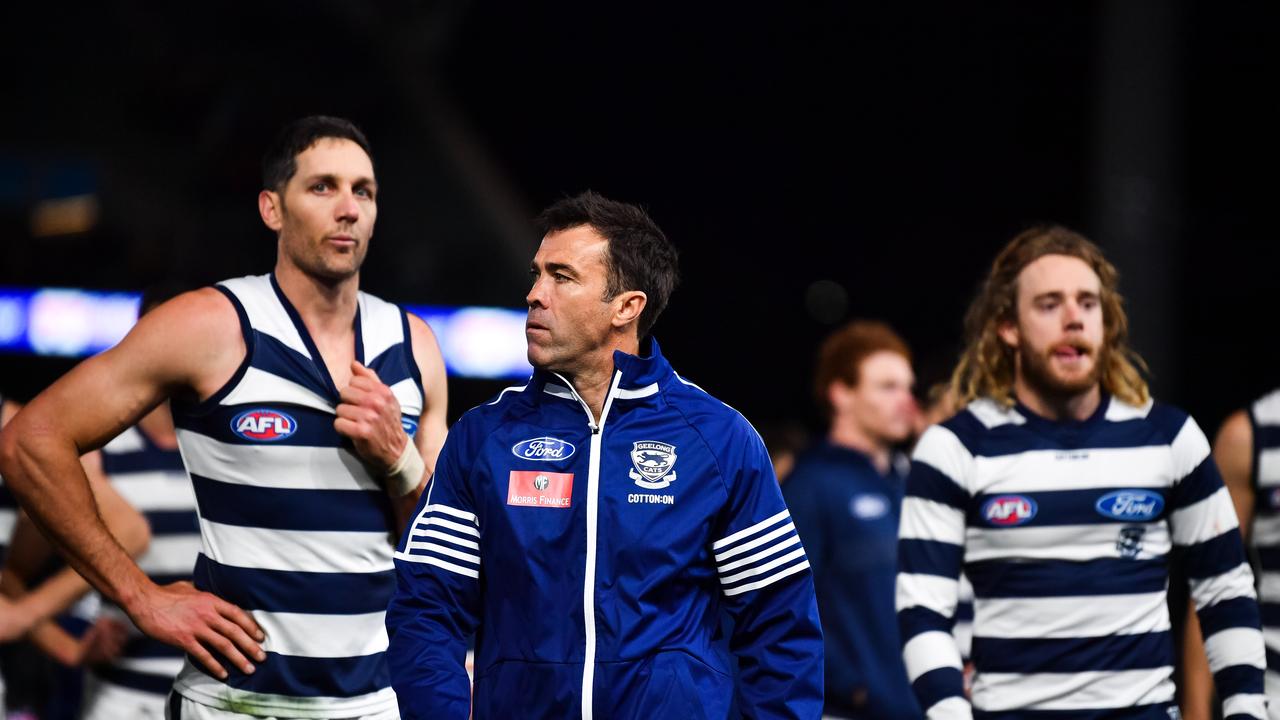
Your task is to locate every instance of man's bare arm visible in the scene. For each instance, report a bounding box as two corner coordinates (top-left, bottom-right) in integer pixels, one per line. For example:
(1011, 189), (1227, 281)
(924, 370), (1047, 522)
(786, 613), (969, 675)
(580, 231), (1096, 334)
(1179, 409), (1255, 720)
(0, 289), (264, 678)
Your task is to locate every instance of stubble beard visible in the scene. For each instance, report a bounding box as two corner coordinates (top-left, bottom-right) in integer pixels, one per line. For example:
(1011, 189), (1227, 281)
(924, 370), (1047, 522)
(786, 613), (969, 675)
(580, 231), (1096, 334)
(1018, 337), (1105, 402)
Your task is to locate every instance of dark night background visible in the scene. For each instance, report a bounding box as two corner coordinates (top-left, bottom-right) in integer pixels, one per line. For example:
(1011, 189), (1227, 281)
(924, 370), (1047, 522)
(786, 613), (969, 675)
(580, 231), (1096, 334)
(1, 1), (1276, 437)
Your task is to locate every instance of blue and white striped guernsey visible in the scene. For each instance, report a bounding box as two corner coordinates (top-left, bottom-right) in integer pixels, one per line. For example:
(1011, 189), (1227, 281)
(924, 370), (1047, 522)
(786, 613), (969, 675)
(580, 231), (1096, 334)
(91, 424), (200, 700)
(1247, 388), (1280, 707)
(897, 394), (1267, 720)
(170, 274), (423, 718)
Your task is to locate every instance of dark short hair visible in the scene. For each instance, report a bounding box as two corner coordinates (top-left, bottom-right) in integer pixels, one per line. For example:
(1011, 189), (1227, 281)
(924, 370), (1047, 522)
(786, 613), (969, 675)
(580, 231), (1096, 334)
(814, 320), (912, 419)
(535, 191), (679, 338)
(261, 116), (373, 193)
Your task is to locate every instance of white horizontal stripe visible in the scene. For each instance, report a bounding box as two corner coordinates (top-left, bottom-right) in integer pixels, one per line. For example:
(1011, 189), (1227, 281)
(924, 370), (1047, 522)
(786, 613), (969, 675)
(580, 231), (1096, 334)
(911, 426), (974, 490)
(903, 630), (962, 682)
(394, 550), (480, 578)
(899, 498), (967, 545)
(388, 378), (424, 419)
(721, 559), (809, 596)
(713, 509), (790, 550)
(543, 384), (575, 400)
(426, 504), (477, 524)
(102, 427), (145, 453)
(974, 591), (1170, 639)
(1171, 487), (1240, 546)
(923, 696), (972, 720)
(0, 509), (16, 543)
(177, 430), (379, 492)
(1204, 627), (1266, 672)
(972, 668), (1173, 712)
(1170, 416), (1212, 478)
(720, 547), (806, 585)
(969, 445), (1174, 495)
(109, 471), (196, 511)
(967, 398), (1026, 428)
(1254, 517), (1280, 547)
(1104, 397), (1154, 421)
(423, 516), (480, 539)
(414, 529), (479, 551)
(199, 519), (392, 574)
(115, 656), (185, 677)
(174, 659), (398, 718)
(897, 572), (959, 616)
(966, 522), (1171, 563)
(717, 535), (801, 573)
(1265, 669), (1280, 702)
(221, 366), (334, 415)
(1263, 572), (1280, 604)
(1223, 693), (1267, 719)
(953, 620), (973, 660)
(1191, 562), (1258, 609)
(137, 534), (201, 576)
(256, 609), (386, 658)
(404, 541), (480, 566)
(1258, 448), (1280, 487)
(713, 521), (796, 563)
(221, 276), (310, 357)
(1264, 628), (1280, 653)
(615, 383), (659, 399)
(359, 293), (404, 363)
(1255, 390), (1280, 425)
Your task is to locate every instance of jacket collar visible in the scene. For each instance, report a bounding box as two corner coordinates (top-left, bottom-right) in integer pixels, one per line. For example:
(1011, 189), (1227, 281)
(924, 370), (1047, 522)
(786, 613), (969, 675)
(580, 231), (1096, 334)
(534, 336), (672, 401)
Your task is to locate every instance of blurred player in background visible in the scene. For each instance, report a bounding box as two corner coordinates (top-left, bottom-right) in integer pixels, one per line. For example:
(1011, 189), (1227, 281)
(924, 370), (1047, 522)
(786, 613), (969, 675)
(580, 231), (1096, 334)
(0, 115), (449, 720)
(897, 225), (1266, 718)
(1181, 388), (1280, 720)
(783, 320), (921, 719)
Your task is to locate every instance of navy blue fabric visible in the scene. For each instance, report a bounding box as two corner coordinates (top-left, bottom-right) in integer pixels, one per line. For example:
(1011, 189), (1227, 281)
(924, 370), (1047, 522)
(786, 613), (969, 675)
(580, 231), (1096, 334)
(972, 631), (1172, 674)
(189, 651), (389, 698)
(189, 473), (392, 532)
(193, 555), (396, 614)
(975, 704), (1177, 719)
(387, 339), (823, 719)
(784, 441), (921, 719)
(966, 557), (1169, 598)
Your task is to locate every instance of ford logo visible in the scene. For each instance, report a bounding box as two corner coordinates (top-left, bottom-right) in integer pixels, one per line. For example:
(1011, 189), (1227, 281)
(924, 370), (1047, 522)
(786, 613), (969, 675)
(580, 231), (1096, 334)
(1095, 490), (1164, 521)
(231, 409), (297, 442)
(512, 436), (575, 462)
(982, 495), (1037, 526)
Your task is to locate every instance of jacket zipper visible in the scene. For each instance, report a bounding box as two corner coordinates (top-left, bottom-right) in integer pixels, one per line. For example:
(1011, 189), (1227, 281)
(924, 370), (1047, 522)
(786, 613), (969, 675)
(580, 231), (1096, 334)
(553, 370), (622, 720)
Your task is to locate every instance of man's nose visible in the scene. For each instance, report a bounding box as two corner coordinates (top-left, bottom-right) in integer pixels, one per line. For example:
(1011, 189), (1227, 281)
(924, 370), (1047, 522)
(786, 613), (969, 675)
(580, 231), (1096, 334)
(335, 191), (360, 222)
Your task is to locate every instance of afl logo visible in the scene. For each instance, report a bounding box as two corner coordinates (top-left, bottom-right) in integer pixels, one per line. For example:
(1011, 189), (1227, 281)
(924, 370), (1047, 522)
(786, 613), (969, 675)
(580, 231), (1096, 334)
(512, 437), (576, 462)
(1095, 490), (1164, 521)
(231, 409), (297, 442)
(983, 495), (1037, 526)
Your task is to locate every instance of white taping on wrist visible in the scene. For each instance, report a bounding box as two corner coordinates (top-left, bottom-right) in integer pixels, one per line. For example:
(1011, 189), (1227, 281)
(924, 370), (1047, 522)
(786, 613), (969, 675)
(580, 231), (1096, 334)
(384, 439), (426, 497)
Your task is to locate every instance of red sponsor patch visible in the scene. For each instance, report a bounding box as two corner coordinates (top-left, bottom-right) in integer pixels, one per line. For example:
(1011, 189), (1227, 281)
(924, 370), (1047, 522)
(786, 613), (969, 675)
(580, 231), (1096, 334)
(507, 471), (574, 509)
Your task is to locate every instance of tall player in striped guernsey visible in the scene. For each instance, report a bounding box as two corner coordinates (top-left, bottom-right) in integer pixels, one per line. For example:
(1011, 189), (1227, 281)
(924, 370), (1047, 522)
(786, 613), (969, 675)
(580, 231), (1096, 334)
(0, 116), (449, 720)
(896, 225), (1266, 719)
(1181, 389), (1280, 720)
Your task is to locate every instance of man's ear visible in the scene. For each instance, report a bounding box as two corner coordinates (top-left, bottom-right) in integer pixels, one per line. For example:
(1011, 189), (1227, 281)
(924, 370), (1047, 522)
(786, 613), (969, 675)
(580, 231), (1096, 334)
(997, 319), (1019, 349)
(259, 190), (283, 232)
(611, 290), (647, 329)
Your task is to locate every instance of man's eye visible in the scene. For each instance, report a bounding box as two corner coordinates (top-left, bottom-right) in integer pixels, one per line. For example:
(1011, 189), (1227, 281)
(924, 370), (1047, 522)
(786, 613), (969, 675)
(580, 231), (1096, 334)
(311, 182), (329, 193)
(355, 187), (373, 199)
(554, 273), (570, 283)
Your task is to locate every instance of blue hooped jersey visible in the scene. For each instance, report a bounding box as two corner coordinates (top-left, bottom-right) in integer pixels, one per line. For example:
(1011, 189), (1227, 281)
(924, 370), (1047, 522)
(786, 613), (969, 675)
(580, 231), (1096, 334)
(170, 274), (424, 718)
(386, 340), (824, 720)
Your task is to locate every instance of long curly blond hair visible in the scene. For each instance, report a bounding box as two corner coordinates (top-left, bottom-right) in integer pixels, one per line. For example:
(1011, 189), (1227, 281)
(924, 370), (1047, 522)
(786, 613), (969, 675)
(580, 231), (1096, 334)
(950, 225), (1150, 409)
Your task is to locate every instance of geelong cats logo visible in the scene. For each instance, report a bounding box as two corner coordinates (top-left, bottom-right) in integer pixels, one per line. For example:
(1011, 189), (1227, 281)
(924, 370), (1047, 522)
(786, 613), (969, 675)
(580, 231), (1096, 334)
(629, 441), (677, 490)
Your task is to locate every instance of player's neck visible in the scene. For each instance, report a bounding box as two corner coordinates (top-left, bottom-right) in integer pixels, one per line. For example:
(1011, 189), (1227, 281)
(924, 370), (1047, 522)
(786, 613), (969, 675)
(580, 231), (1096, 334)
(1012, 376), (1102, 423)
(137, 403), (178, 449)
(273, 260), (360, 338)
(828, 421), (892, 475)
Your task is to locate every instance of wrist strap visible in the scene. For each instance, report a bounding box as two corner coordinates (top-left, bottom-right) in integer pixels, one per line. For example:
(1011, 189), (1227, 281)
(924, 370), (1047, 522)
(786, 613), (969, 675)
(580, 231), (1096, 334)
(384, 439), (426, 497)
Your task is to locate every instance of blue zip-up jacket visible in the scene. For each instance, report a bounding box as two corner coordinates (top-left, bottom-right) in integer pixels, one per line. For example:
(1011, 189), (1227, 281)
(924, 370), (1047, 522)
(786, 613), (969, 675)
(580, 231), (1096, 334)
(784, 442), (921, 719)
(386, 340), (824, 719)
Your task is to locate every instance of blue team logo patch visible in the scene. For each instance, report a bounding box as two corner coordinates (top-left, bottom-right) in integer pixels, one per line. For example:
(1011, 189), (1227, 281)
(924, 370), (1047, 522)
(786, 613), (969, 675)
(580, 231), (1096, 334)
(401, 417), (419, 436)
(511, 437), (576, 462)
(1095, 490), (1164, 521)
(982, 495), (1037, 526)
(231, 409), (297, 442)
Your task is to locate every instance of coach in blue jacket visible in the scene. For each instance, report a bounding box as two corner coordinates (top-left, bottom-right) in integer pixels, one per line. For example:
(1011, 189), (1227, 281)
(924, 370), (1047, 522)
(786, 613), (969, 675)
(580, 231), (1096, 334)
(386, 191), (824, 719)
